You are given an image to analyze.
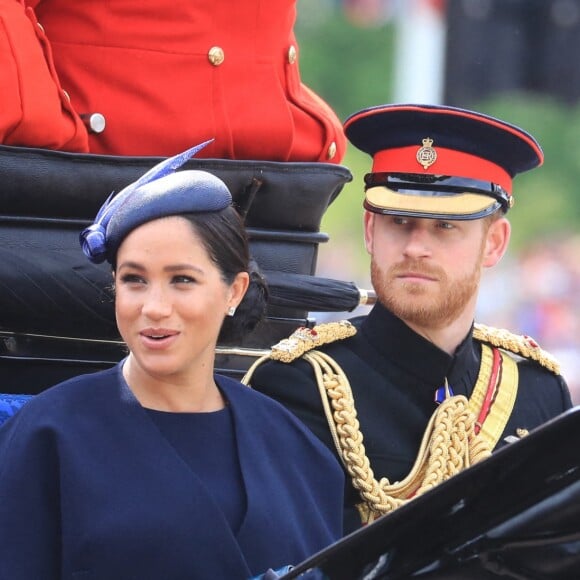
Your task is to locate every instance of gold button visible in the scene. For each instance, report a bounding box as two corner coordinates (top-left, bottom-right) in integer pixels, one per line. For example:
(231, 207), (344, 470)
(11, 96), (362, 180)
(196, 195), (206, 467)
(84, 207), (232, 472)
(327, 141), (337, 160)
(62, 90), (71, 102)
(37, 22), (45, 33)
(208, 46), (225, 66)
(287, 45), (297, 64)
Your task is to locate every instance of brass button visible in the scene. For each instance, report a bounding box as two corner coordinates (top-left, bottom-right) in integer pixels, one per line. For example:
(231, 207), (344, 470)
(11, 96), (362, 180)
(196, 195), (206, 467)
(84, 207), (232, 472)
(62, 90), (71, 102)
(37, 22), (45, 33)
(208, 46), (225, 66)
(287, 45), (297, 64)
(327, 141), (337, 160)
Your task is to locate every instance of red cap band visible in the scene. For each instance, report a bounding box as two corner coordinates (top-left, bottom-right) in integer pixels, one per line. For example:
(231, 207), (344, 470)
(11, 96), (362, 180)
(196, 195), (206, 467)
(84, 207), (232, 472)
(372, 146), (513, 194)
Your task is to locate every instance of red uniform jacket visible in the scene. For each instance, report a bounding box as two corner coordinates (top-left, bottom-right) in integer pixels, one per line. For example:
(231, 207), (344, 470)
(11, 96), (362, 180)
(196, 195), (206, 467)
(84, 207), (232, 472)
(0, 0), (346, 161)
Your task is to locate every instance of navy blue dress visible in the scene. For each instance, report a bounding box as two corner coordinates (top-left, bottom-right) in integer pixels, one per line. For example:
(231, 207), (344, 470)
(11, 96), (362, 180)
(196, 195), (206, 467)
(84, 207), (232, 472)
(0, 363), (344, 579)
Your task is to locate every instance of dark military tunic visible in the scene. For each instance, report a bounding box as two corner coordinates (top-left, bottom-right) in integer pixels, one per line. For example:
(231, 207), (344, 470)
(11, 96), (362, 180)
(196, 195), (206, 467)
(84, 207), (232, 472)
(250, 302), (573, 534)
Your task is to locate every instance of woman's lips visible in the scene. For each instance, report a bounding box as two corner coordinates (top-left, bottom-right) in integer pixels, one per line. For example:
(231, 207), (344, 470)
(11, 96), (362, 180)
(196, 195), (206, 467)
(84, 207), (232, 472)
(139, 329), (179, 349)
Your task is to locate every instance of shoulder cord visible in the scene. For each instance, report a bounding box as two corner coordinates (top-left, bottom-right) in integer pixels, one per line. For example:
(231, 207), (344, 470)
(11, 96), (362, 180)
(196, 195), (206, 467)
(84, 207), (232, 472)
(302, 349), (498, 525)
(474, 323), (560, 374)
(242, 330), (523, 525)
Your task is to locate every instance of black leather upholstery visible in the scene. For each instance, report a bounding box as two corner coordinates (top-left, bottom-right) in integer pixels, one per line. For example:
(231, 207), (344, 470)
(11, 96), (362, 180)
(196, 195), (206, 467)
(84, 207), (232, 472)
(0, 145), (352, 392)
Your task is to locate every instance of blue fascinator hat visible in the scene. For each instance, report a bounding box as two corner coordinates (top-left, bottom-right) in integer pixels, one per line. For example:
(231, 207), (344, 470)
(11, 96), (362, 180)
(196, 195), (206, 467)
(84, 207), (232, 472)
(80, 140), (232, 264)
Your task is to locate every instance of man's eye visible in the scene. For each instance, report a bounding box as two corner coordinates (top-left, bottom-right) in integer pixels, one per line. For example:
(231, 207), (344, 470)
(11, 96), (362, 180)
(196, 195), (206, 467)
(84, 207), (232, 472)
(393, 216), (408, 225)
(438, 221), (454, 230)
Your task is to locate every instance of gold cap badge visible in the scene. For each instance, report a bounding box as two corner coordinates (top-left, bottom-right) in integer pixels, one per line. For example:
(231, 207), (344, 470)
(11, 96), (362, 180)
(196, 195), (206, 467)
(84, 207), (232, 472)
(416, 137), (437, 170)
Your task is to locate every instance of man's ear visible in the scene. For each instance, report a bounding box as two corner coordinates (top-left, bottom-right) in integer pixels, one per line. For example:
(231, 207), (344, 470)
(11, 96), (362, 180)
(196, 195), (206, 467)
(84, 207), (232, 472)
(483, 217), (511, 268)
(363, 210), (374, 255)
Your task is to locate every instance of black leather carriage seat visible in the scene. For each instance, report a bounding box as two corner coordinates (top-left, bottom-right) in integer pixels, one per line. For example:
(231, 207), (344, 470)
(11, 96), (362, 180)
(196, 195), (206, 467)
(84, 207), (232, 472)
(0, 145), (352, 394)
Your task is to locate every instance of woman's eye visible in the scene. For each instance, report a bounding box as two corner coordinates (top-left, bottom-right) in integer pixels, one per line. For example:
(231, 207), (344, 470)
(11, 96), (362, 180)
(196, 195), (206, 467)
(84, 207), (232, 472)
(120, 273), (145, 284)
(173, 275), (195, 285)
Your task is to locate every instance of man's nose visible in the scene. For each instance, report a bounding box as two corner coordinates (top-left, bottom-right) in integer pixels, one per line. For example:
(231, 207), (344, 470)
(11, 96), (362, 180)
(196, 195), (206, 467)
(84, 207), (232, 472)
(402, 226), (432, 258)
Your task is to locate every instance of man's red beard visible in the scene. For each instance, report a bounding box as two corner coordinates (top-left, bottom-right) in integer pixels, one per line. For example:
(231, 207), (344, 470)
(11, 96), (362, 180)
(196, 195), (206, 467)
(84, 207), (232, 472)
(371, 257), (482, 328)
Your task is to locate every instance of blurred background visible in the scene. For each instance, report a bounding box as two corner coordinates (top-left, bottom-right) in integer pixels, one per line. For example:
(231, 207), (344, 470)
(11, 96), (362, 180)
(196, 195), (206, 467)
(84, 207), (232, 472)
(295, 0), (580, 403)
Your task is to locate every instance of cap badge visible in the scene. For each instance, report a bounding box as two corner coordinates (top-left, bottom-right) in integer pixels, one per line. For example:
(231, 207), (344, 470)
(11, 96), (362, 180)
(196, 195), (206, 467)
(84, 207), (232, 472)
(416, 137), (437, 170)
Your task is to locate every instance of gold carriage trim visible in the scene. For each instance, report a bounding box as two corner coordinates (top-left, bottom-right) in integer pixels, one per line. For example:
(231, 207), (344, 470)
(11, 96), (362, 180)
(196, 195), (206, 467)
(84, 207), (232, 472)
(473, 323), (561, 375)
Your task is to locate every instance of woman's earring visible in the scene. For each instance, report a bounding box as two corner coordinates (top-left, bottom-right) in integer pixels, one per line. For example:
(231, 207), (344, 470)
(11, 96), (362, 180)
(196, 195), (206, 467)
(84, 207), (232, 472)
(227, 306), (236, 317)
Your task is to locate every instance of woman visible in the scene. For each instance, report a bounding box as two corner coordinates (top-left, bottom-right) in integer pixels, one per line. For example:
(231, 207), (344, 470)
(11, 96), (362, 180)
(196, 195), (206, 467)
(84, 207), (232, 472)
(0, 143), (344, 579)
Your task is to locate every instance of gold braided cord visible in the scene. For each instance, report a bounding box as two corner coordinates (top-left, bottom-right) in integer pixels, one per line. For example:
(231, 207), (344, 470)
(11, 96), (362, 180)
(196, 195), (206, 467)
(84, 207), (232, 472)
(241, 320), (545, 525)
(245, 321), (560, 374)
(304, 352), (345, 462)
(268, 321), (357, 363)
(303, 350), (491, 524)
(241, 322), (357, 386)
(473, 323), (561, 375)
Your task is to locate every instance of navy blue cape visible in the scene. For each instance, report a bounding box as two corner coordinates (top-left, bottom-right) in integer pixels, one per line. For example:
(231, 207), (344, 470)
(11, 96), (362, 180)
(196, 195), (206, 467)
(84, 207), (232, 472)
(0, 364), (344, 579)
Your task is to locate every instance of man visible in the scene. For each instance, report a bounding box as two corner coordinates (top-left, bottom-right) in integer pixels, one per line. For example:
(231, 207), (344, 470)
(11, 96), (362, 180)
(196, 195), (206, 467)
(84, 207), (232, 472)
(245, 103), (573, 534)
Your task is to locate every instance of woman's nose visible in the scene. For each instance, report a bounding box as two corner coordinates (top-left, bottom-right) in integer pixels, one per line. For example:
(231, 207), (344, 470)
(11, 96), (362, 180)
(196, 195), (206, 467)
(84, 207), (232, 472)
(141, 286), (173, 319)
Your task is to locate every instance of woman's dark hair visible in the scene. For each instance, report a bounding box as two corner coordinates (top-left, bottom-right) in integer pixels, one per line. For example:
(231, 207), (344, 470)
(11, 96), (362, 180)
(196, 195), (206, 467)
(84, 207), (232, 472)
(184, 206), (268, 344)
